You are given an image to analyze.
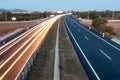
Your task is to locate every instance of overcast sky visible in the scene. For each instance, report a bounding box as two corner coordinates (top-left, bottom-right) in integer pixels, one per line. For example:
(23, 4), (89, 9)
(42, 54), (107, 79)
(0, 0), (120, 11)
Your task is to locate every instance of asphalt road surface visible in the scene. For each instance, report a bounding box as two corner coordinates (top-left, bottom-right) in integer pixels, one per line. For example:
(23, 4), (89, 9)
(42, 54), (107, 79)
(64, 15), (120, 80)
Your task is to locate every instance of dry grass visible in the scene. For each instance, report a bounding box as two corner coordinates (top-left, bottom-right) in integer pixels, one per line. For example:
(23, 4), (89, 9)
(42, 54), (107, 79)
(107, 22), (120, 35)
(0, 22), (36, 36)
(81, 21), (120, 35)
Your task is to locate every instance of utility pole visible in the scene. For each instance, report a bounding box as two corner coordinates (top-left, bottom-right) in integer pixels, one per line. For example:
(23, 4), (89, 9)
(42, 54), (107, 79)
(112, 11), (114, 20)
(88, 11), (89, 20)
(42, 12), (43, 19)
(5, 11), (7, 21)
(30, 12), (32, 20)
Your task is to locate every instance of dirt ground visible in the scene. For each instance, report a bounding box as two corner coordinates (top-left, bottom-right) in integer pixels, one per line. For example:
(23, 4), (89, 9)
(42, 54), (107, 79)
(81, 21), (120, 35)
(107, 22), (120, 35)
(0, 22), (37, 36)
(81, 21), (91, 26)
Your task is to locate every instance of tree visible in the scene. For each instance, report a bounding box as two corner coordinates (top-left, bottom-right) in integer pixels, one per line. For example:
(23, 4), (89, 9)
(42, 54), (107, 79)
(92, 18), (108, 28)
(89, 11), (99, 20)
(79, 12), (88, 19)
(0, 11), (12, 21)
(98, 25), (113, 32)
(6, 11), (12, 21)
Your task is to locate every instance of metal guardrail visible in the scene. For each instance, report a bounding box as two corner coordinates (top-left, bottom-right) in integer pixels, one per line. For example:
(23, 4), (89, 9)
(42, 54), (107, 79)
(15, 23), (50, 80)
(0, 24), (38, 47)
(16, 48), (39, 80)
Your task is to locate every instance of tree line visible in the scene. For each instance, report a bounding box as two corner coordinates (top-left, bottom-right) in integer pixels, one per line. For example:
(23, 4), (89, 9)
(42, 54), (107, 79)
(73, 10), (120, 20)
(0, 11), (53, 21)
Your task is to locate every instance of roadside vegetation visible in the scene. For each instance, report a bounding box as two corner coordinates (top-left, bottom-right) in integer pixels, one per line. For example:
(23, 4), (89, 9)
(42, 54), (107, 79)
(72, 10), (120, 20)
(92, 17), (116, 38)
(0, 11), (52, 21)
(72, 11), (119, 38)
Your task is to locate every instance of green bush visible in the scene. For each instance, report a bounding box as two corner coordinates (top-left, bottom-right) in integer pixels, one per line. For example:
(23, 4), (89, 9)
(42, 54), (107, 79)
(89, 12), (99, 20)
(98, 25), (116, 37)
(92, 18), (108, 28)
(99, 25), (113, 32)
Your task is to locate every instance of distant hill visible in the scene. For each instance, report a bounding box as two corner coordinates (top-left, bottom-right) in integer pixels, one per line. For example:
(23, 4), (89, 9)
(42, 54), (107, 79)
(11, 9), (28, 12)
(0, 9), (28, 12)
(0, 9), (5, 12)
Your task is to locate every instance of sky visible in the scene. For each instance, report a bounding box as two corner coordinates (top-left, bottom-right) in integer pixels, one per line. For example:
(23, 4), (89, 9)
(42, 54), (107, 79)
(0, 0), (120, 12)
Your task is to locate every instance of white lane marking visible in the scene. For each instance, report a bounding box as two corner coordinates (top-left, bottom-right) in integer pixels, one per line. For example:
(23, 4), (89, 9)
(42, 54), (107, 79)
(84, 35), (89, 40)
(72, 20), (120, 51)
(74, 25), (76, 28)
(0, 60), (4, 64)
(65, 18), (101, 80)
(99, 49), (112, 60)
(77, 29), (80, 32)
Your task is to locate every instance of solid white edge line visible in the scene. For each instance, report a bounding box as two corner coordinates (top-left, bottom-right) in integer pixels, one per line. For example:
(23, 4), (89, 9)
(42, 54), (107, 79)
(54, 18), (60, 80)
(99, 49), (112, 60)
(72, 20), (120, 51)
(64, 17), (101, 80)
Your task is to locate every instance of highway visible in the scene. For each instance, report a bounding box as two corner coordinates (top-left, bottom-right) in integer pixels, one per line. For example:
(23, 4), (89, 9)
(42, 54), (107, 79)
(0, 15), (63, 80)
(64, 15), (120, 80)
